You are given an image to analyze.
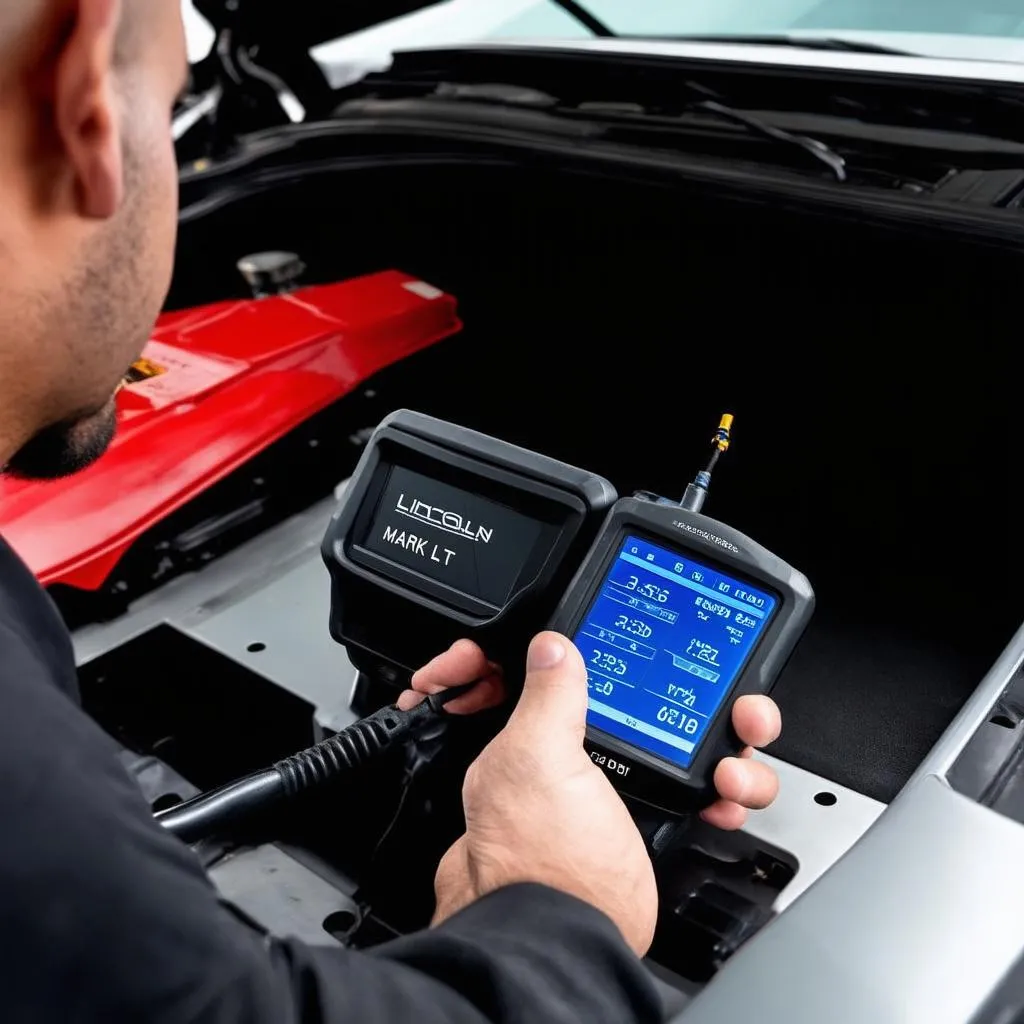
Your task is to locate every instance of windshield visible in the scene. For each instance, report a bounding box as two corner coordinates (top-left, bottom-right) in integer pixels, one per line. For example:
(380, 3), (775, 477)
(491, 1), (1024, 42)
(317, 0), (1024, 66)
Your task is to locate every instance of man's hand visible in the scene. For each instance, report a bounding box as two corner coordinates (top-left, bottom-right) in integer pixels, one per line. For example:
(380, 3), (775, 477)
(397, 638), (506, 716)
(701, 693), (781, 830)
(402, 634), (782, 957)
(399, 636), (782, 830)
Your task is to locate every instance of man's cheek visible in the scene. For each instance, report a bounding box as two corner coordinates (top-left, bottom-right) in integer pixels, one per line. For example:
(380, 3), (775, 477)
(147, 137), (180, 297)
(156, 136), (179, 236)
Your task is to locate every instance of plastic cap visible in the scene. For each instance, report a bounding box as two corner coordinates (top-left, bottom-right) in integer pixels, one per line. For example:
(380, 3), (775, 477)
(236, 251), (306, 297)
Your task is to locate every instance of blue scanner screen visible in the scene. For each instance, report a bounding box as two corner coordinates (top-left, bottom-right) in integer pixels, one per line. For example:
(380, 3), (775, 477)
(572, 534), (777, 769)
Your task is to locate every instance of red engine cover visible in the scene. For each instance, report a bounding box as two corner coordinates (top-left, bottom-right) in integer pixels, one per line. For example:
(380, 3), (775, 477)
(0, 271), (461, 590)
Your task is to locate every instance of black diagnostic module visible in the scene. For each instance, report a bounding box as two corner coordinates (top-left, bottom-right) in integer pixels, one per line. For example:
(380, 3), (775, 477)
(322, 410), (616, 682)
(323, 410), (813, 811)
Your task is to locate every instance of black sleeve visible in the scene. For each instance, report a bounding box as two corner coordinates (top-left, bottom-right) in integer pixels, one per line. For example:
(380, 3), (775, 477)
(283, 886), (664, 1024)
(0, 605), (663, 1024)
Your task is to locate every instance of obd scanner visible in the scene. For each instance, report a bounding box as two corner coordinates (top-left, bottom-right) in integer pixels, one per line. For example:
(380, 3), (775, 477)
(551, 498), (813, 812)
(323, 410), (814, 811)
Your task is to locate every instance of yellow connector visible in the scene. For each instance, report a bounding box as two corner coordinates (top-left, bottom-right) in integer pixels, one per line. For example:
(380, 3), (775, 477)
(713, 413), (734, 452)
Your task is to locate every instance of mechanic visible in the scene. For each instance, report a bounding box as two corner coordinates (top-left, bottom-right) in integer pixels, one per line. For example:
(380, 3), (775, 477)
(0, 2), (783, 1022)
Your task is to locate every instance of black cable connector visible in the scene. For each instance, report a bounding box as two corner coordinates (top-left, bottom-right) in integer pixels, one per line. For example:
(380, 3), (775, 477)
(679, 413), (734, 513)
(156, 684), (476, 845)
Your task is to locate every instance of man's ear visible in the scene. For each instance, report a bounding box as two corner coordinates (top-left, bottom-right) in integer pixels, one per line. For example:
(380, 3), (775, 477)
(53, 0), (124, 220)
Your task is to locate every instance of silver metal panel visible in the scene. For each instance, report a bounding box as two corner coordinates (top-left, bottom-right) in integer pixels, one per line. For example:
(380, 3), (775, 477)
(73, 495), (336, 664)
(180, 555), (357, 725)
(910, 621), (1024, 784)
(73, 494), (359, 728)
(746, 752), (885, 911)
(209, 844), (359, 948)
(679, 774), (1024, 1024)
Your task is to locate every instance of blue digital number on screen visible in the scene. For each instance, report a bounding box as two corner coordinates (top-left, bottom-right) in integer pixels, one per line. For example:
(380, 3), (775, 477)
(573, 535), (777, 769)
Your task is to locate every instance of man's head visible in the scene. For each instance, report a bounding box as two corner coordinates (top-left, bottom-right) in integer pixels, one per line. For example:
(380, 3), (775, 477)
(0, 0), (187, 479)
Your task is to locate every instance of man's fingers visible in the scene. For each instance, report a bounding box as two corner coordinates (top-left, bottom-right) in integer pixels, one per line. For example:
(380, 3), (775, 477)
(700, 800), (748, 831)
(395, 675), (503, 716)
(731, 695), (782, 749)
(412, 639), (491, 692)
(436, 674), (505, 715)
(397, 676), (504, 714)
(505, 632), (587, 746)
(396, 690), (427, 711)
(397, 639), (506, 715)
(713, 756), (779, 810)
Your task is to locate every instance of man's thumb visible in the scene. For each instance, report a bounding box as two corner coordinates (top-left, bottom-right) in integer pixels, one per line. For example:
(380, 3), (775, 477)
(505, 632), (588, 747)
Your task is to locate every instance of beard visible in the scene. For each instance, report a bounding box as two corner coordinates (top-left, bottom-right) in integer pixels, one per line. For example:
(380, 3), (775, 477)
(4, 397), (119, 481)
(3, 126), (168, 484)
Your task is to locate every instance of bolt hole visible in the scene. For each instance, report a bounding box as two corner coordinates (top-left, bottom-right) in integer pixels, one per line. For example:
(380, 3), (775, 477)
(151, 793), (183, 813)
(323, 910), (359, 942)
(814, 791), (838, 807)
(247, 642), (266, 653)
(991, 714), (1016, 730)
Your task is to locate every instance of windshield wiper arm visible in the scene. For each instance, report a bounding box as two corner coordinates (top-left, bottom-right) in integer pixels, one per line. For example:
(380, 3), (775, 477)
(662, 33), (913, 56)
(696, 99), (847, 182)
(547, 0), (616, 38)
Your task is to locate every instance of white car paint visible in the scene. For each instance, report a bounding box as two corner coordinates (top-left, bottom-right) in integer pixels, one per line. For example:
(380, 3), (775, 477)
(181, 0), (216, 64)
(310, 0), (543, 90)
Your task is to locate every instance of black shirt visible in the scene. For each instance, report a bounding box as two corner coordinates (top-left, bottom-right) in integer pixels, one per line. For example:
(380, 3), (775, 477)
(0, 537), (664, 1023)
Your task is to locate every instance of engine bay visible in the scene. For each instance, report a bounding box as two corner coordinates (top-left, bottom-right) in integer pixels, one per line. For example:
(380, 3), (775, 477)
(168, 149), (1022, 803)
(9, 104), (1018, 1001)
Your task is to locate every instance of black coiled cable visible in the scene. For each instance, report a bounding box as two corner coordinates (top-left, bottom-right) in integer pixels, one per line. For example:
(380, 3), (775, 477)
(156, 687), (472, 845)
(276, 709), (401, 793)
